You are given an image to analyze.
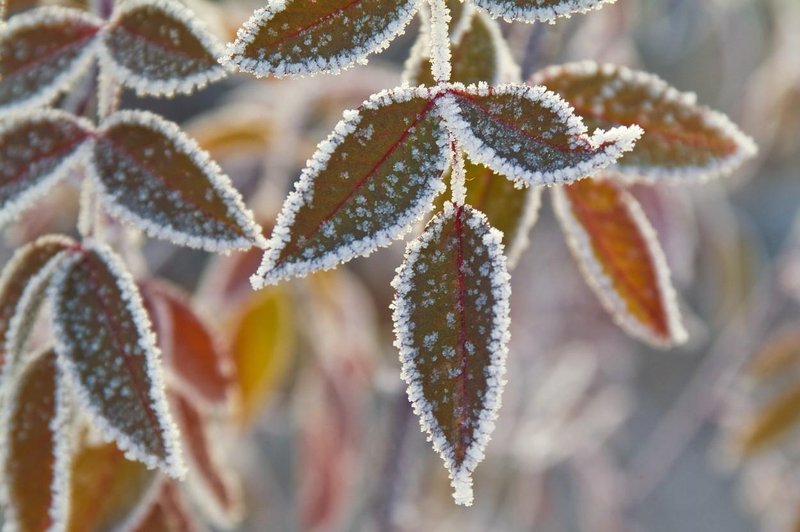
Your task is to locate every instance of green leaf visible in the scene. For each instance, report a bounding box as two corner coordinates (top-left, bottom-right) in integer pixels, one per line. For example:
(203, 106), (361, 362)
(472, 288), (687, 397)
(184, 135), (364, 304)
(224, 0), (419, 78)
(531, 62), (758, 182)
(50, 242), (184, 477)
(391, 202), (510, 506)
(252, 86), (449, 287)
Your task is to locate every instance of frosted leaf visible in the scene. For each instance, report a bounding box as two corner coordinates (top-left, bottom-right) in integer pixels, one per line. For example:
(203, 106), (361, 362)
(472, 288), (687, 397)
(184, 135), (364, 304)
(391, 202), (510, 506)
(67, 439), (162, 531)
(223, 0), (419, 78)
(427, 0), (452, 82)
(129, 478), (199, 532)
(531, 61), (758, 182)
(49, 242), (185, 478)
(552, 178), (686, 347)
(169, 390), (242, 527)
(0, 234), (74, 370)
(471, 0), (616, 23)
(252, 86), (449, 287)
(99, 0), (228, 97)
(89, 110), (265, 252)
(436, 157), (540, 269)
(437, 82), (642, 187)
(0, 110), (94, 227)
(0, 7), (102, 110)
(140, 280), (234, 406)
(0, 349), (72, 532)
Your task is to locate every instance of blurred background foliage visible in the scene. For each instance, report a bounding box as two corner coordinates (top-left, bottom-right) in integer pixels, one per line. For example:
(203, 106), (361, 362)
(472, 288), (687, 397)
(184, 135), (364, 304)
(3, 0), (800, 530)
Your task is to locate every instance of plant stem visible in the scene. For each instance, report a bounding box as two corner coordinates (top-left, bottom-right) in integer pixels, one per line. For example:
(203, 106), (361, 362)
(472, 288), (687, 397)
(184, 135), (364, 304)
(427, 0), (453, 84)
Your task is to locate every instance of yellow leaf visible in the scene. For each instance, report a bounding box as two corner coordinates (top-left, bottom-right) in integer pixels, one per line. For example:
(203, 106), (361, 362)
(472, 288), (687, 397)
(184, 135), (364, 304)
(739, 385), (800, 456)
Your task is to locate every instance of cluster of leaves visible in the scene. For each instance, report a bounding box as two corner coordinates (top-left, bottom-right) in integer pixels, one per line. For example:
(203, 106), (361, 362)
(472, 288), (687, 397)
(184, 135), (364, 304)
(223, 0), (756, 506)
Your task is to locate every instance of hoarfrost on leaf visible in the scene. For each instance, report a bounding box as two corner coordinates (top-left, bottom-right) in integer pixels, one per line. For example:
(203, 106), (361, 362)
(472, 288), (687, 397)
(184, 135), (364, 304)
(223, 0), (419, 78)
(100, 0), (228, 97)
(470, 0), (617, 23)
(49, 242), (185, 478)
(252, 86), (450, 287)
(89, 110), (266, 252)
(391, 202), (511, 506)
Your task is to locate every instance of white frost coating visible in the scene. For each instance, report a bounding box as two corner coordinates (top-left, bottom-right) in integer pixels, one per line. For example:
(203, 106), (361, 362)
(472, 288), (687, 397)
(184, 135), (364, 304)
(436, 82), (642, 187)
(98, 0), (229, 97)
(472, 0), (617, 24)
(530, 61), (759, 183)
(114, 473), (167, 532)
(49, 242), (186, 479)
(0, 349), (73, 532)
(391, 202), (511, 506)
(0, 109), (95, 228)
(427, 0), (452, 83)
(449, 137), (466, 204)
(505, 185), (542, 269)
(222, 0), (420, 79)
(0, 7), (102, 112)
(479, 11), (520, 84)
(551, 183), (687, 348)
(449, 2), (475, 44)
(89, 110), (266, 252)
(251, 86), (449, 288)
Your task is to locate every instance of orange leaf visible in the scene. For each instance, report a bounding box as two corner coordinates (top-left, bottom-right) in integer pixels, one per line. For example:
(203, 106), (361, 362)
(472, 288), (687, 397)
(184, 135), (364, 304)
(553, 178), (685, 347)
(738, 385), (800, 456)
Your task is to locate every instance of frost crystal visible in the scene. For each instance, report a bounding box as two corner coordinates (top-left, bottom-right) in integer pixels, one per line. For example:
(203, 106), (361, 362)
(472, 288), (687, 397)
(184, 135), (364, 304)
(391, 202), (511, 506)
(471, 0), (617, 23)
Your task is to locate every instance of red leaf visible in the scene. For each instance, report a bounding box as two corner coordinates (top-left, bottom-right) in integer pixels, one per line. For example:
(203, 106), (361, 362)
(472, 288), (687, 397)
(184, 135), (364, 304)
(141, 280), (234, 406)
(132, 479), (202, 532)
(552, 177), (685, 347)
(0, 7), (101, 110)
(391, 202), (511, 506)
(0, 350), (71, 532)
(0, 110), (94, 226)
(50, 243), (184, 477)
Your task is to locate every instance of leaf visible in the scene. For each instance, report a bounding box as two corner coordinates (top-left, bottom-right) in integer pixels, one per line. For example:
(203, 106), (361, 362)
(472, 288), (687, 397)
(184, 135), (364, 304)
(552, 177), (686, 347)
(437, 83), (642, 187)
(0, 7), (102, 110)
(0, 350), (72, 532)
(230, 285), (295, 425)
(89, 110), (265, 252)
(170, 391), (242, 527)
(131, 480), (200, 532)
(0, 110), (94, 227)
(738, 385), (800, 457)
(470, 0), (616, 23)
(50, 242), (185, 477)
(140, 280), (234, 406)
(748, 326), (800, 379)
(224, 0), (419, 78)
(530, 62), (758, 182)
(100, 0), (227, 97)
(437, 157), (541, 268)
(391, 202), (510, 506)
(68, 438), (161, 531)
(252, 86), (449, 287)
(0, 234), (74, 369)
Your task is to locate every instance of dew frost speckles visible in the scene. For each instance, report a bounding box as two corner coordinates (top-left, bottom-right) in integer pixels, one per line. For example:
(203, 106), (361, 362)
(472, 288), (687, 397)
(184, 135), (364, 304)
(471, 0), (616, 23)
(49, 242), (185, 479)
(223, 0), (419, 78)
(0, 6), (102, 111)
(252, 86), (449, 288)
(88, 110), (265, 252)
(0, 349), (73, 532)
(99, 0), (228, 97)
(391, 202), (510, 506)
(427, 0), (452, 83)
(437, 82), (642, 187)
(531, 61), (758, 182)
(0, 110), (95, 228)
(551, 179), (686, 348)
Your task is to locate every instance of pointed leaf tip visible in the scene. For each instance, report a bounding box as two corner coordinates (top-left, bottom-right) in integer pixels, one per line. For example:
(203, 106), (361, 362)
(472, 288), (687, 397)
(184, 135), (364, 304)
(90, 110), (265, 252)
(392, 202), (511, 506)
(224, 0), (419, 78)
(553, 178), (686, 347)
(50, 243), (185, 478)
(0, 6), (102, 111)
(252, 86), (449, 288)
(100, 0), (228, 97)
(438, 83), (642, 187)
(531, 61), (758, 182)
